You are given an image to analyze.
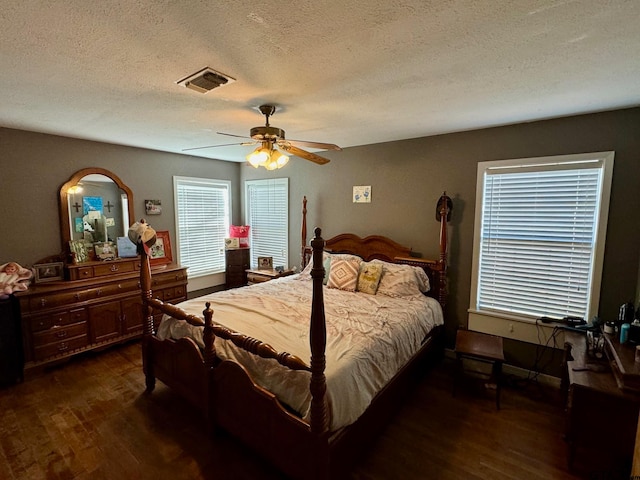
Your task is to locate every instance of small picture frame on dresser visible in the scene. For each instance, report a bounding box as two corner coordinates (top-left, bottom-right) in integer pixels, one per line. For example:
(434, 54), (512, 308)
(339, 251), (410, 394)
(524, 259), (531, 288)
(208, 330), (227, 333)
(150, 230), (173, 266)
(258, 256), (273, 270)
(33, 262), (64, 283)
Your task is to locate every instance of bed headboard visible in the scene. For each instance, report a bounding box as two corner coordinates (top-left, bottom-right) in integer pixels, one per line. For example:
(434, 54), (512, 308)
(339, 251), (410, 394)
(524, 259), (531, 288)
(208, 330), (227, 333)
(300, 194), (450, 308)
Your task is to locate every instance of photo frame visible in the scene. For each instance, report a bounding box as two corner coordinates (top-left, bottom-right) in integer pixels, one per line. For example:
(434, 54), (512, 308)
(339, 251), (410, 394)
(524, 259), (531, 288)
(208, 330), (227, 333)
(150, 230), (173, 266)
(34, 262), (64, 283)
(258, 256), (273, 270)
(145, 199), (162, 215)
(94, 241), (116, 261)
(69, 240), (90, 264)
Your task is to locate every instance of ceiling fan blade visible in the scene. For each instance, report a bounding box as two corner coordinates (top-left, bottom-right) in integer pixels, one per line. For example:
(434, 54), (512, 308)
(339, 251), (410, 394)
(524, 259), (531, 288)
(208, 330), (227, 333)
(281, 144), (331, 165)
(286, 139), (342, 151)
(216, 132), (252, 140)
(182, 141), (248, 152)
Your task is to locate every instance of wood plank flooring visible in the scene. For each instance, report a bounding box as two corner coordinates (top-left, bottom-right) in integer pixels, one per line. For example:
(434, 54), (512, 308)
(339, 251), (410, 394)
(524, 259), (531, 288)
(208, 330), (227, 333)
(0, 341), (600, 479)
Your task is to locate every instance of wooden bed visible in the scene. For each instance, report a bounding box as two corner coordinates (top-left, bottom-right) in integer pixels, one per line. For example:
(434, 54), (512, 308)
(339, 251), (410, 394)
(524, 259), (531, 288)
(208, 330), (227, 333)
(139, 193), (450, 479)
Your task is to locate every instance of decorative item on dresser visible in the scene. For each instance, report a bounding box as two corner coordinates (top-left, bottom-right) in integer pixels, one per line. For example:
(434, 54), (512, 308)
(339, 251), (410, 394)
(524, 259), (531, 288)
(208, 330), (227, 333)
(137, 192), (451, 479)
(225, 247), (250, 289)
(16, 167), (188, 375)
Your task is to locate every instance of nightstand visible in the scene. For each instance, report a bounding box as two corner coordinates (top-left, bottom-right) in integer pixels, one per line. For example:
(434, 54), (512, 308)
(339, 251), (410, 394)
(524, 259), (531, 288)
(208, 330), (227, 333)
(225, 248), (250, 289)
(246, 268), (295, 285)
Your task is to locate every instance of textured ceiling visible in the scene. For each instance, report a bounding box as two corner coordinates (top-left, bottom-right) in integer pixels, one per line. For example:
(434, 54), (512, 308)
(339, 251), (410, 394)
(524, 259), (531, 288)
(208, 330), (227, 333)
(1, 1), (639, 162)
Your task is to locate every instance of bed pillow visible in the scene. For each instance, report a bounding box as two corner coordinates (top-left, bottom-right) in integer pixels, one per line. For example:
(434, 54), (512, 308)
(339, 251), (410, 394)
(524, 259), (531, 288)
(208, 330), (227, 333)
(356, 261), (383, 295)
(373, 260), (430, 297)
(300, 251), (330, 277)
(326, 257), (361, 292)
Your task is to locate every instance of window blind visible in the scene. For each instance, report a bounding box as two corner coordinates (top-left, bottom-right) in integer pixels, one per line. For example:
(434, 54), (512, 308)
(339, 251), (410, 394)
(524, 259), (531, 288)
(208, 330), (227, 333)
(245, 178), (288, 268)
(174, 177), (230, 278)
(474, 153), (613, 321)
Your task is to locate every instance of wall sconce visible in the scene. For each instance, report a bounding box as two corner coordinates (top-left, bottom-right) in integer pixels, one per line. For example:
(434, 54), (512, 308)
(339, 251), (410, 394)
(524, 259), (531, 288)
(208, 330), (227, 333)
(246, 142), (290, 170)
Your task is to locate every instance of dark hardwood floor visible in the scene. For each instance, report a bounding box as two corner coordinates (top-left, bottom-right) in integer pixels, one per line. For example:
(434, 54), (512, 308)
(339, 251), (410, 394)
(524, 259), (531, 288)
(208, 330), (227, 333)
(0, 341), (598, 479)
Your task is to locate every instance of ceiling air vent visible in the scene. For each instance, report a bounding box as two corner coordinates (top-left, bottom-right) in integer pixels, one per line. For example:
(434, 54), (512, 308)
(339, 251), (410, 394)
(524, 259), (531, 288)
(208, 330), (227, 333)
(175, 67), (235, 93)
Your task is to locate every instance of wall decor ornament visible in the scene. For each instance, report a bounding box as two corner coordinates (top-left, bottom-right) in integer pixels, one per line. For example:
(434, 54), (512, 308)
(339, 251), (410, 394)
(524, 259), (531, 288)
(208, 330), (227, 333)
(145, 199), (162, 215)
(353, 186), (371, 203)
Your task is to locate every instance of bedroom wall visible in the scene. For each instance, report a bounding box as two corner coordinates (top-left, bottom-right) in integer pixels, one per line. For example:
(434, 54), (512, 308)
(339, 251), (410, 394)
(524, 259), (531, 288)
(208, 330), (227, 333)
(0, 127), (240, 268)
(2, 107), (639, 375)
(241, 107), (640, 373)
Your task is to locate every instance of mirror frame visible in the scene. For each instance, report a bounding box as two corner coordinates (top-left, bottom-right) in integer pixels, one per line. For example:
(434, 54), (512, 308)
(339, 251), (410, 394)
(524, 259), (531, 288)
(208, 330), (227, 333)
(60, 167), (134, 251)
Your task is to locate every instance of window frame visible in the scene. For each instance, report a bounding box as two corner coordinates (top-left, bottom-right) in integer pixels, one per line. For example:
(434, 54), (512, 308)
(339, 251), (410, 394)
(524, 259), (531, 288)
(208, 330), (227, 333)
(244, 178), (289, 269)
(468, 151), (614, 335)
(173, 176), (232, 284)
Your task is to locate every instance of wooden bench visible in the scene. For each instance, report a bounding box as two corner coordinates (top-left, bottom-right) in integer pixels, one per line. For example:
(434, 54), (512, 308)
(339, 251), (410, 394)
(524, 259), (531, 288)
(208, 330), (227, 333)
(454, 329), (505, 409)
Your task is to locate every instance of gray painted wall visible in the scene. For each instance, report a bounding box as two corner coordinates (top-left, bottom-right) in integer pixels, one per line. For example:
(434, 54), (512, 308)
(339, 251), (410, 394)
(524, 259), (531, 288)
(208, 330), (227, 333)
(2, 107), (639, 372)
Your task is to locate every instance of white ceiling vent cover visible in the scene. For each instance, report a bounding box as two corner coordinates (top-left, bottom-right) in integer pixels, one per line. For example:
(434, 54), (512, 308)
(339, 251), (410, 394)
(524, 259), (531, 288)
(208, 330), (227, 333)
(176, 67), (235, 93)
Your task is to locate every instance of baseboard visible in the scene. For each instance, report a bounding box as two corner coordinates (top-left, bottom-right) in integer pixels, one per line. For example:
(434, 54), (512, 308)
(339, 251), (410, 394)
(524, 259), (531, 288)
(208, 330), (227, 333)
(444, 348), (561, 389)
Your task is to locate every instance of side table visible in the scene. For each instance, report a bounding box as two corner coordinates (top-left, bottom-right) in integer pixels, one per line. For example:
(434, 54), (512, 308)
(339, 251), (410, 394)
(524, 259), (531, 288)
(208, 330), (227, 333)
(246, 268), (295, 285)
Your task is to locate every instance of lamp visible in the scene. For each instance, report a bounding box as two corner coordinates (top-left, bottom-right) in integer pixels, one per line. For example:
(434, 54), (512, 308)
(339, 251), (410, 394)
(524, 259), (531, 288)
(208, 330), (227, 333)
(246, 142), (290, 170)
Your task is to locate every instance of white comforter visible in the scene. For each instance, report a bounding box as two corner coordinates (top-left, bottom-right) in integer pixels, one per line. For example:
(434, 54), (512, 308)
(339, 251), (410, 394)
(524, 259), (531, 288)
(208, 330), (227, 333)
(156, 273), (443, 431)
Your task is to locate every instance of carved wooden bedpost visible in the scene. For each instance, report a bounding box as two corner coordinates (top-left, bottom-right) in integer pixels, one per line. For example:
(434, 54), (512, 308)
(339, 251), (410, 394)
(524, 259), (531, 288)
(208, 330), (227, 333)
(309, 227), (328, 436)
(202, 302), (216, 369)
(140, 246), (156, 392)
(301, 196), (308, 268)
(436, 191), (451, 308)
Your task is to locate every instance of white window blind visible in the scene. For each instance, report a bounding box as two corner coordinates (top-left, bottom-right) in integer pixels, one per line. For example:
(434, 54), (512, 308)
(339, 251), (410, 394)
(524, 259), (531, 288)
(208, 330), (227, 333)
(471, 152), (614, 322)
(174, 176), (231, 278)
(245, 178), (288, 268)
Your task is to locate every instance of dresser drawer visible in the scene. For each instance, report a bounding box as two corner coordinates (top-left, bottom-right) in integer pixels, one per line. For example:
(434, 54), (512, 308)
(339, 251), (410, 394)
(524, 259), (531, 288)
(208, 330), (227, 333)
(94, 261), (136, 277)
(153, 270), (187, 287)
(32, 322), (88, 347)
(33, 334), (89, 361)
(29, 308), (88, 332)
(29, 291), (86, 311)
(161, 287), (186, 303)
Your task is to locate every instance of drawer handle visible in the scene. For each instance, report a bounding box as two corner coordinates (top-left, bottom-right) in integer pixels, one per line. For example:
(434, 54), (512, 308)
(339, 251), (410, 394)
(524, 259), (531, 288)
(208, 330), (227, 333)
(55, 330), (68, 338)
(110, 265), (119, 272)
(97, 289), (102, 296)
(74, 293), (80, 300)
(39, 298), (47, 307)
(58, 342), (68, 352)
(82, 270), (90, 277)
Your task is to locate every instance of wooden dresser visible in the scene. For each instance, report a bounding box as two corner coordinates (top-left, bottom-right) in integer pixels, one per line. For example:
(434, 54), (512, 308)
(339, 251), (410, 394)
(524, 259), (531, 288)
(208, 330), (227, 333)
(18, 259), (187, 373)
(563, 330), (640, 476)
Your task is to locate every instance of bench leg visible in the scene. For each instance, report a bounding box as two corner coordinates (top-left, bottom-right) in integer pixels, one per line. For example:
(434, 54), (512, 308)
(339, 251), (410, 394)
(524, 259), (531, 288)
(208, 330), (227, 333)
(492, 360), (503, 410)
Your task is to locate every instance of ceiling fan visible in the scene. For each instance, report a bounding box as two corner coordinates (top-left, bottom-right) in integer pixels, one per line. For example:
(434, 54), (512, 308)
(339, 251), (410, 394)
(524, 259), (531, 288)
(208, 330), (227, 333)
(183, 105), (341, 169)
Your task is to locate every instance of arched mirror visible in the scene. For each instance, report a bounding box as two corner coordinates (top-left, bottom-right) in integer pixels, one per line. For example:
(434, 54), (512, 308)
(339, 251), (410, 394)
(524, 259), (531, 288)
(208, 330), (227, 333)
(60, 168), (134, 261)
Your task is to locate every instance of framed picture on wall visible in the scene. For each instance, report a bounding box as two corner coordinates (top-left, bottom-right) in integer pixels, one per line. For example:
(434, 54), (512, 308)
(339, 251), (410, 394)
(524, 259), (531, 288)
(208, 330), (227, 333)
(149, 230), (173, 266)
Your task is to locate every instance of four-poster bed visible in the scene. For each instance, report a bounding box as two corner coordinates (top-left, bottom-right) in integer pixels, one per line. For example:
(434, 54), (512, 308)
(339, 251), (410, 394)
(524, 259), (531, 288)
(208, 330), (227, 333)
(138, 194), (450, 479)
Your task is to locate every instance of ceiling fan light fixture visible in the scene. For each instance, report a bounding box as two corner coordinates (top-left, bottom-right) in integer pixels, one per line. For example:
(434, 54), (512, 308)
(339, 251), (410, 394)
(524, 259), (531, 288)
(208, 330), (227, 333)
(272, 149), (289, 168)
(246, 143), (271, 167)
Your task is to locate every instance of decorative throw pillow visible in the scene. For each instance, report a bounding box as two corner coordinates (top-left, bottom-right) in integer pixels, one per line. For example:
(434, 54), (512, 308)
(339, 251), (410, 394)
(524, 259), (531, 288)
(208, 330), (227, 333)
(323, 255), (332, 285)
(326, 258), (360, 292)
(356, 262), (383, 295)
(373, 260), (427, 298)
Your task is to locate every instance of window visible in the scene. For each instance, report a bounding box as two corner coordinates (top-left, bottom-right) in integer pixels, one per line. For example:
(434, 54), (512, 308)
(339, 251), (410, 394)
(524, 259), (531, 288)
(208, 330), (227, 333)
(245, 178), (288, 268)
(174, 176), (231, 278)
(469, 152), (614, 325)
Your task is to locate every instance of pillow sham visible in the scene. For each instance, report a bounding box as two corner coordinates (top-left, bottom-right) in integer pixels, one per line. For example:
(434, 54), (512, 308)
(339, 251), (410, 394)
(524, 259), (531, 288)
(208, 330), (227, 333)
(372, 260), (430, 298)
(326, 257), (361, 292)
(356, 261), (383, 295)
